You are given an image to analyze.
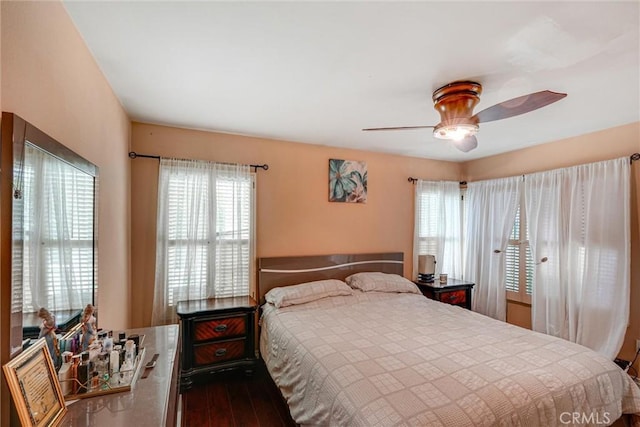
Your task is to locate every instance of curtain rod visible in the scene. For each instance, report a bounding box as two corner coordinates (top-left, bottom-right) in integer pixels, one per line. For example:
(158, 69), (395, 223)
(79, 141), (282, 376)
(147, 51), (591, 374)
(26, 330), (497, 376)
(409, 153), (640, 184)
(408, 177), (467, 185)
(128, 151), (269, 172)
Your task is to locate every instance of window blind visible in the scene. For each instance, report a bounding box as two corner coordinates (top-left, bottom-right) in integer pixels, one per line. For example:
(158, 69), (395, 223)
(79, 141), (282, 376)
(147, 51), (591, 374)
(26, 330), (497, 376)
(159, 161), (254, 313)
(506, 205), (533, 297)
(505, 244), (520, 293)
(413, 180), (463, 280)
(415, 190), (440, 256)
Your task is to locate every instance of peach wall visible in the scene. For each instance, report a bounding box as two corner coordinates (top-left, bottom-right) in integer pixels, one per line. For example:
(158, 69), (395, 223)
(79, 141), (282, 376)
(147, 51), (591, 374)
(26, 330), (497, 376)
(0, 2), (130, 421)
(0, 1), (4, 422)
(1, 1), (131, 330)
(130, 122), (462, 327)
(463, 121), (640, 369)
(463, 122), (640, 181)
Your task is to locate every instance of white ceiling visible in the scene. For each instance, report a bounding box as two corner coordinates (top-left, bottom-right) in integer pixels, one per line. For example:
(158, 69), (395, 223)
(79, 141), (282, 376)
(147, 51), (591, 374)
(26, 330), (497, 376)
(63, 1), (640, 162)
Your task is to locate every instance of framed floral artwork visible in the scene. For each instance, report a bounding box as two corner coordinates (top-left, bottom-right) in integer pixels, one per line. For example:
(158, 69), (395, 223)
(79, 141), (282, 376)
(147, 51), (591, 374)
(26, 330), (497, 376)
(329, 159), (367, 203)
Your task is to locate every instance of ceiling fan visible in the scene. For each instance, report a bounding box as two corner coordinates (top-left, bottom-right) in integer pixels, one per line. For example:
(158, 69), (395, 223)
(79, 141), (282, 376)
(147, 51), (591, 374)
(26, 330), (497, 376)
(362, 81), (567, 152)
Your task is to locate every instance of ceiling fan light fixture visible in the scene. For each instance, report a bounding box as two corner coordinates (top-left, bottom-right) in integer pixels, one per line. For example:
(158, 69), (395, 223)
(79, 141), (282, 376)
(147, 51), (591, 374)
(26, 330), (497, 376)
(433, 123), (479, 141)
(362, 79), (567, 154)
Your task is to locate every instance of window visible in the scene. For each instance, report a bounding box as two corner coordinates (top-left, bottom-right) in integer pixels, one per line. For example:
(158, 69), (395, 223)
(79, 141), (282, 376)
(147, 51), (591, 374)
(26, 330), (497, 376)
(413, 180), (462, 279)
(505, 202), (533, 304)
(153, 159), (255, 325)
(165, 175), (253, 305)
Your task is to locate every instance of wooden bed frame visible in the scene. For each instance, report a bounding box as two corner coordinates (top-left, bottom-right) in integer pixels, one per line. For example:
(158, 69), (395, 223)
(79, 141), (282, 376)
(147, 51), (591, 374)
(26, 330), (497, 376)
(258, 252), (404, 303)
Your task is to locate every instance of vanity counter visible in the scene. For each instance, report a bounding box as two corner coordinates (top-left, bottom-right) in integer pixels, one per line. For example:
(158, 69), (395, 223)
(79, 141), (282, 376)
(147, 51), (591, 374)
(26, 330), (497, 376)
(60, 325), (180, 427)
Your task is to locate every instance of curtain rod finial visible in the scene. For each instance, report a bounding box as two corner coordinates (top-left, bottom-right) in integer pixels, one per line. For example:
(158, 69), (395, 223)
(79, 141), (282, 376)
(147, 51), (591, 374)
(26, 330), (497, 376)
(128, 152), (137, 159)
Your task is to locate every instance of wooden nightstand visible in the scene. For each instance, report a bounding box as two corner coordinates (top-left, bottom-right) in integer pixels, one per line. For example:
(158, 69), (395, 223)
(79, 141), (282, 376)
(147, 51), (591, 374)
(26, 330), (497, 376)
(414, 278), (475, 310)
(176, 296), (258, 391)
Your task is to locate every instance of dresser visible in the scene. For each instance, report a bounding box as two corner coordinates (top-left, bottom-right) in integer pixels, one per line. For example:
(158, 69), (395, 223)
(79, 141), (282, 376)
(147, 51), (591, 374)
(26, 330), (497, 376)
(414, 278), (475, 310)
(176, 296), (258, 391)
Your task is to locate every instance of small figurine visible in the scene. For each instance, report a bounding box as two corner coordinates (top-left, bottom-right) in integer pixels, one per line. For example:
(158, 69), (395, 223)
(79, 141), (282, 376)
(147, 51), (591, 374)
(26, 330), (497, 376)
(80, 304), (97, 351)
(38, 307), (60, 368)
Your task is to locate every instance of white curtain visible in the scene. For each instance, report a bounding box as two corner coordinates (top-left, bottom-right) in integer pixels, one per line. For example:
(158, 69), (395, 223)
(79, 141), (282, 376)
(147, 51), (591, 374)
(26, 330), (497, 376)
(153, 158), (255, 326)
(525, 157), (629, 358)
(413, 180), (462, 279)
(23, 143), (94, 312)
(464, 176), (521, 320)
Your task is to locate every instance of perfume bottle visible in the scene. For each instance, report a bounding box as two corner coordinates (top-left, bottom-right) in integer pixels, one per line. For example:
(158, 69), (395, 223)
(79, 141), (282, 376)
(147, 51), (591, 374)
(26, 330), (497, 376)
(124, 340), (136, 365)
(121, 340), (136, 382)
(91, 371), (99, 391)
(110, 345), (121, 375)
(96, 352), (109, 385)
(116, 332), (126, 346)
(71, 354), (81, 394)
(77, 352), (90, 394)
(103, 336), (114, 353)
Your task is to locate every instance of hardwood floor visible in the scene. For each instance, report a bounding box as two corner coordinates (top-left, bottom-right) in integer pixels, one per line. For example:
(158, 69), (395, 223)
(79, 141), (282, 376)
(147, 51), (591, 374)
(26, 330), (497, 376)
(181, 363), (297, 427)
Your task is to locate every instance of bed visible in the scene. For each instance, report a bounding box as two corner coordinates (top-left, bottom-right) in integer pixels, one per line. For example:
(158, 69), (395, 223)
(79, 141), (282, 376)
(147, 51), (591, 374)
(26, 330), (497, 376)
(258, 253), (640, 426)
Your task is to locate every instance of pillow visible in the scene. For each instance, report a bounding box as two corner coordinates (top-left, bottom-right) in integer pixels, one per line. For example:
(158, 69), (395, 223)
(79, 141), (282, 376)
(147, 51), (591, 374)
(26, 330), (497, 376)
(265, 279), (353, 308)
(345, 272), (421, 294)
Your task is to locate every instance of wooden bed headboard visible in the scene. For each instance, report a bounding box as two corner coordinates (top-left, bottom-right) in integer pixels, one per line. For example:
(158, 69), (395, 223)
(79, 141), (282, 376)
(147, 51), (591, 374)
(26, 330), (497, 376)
(258, 252), (404, 303)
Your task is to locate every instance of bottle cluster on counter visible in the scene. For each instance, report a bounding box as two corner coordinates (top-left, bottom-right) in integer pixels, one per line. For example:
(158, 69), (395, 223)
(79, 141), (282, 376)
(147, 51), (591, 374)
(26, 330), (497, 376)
(57, 330), (140, 396)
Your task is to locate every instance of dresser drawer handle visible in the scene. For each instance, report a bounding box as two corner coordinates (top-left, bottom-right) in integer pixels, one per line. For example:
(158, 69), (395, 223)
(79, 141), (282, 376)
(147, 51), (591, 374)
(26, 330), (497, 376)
(214, 324), (228, 332)
(215, 348), (227, 357)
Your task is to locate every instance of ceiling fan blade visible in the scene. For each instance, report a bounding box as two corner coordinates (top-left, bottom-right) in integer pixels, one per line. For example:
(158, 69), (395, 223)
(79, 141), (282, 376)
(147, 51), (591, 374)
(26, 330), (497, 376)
(452, 135), (478, 152)
(362, 125), (435, 131)
(472, 90), (567, 124)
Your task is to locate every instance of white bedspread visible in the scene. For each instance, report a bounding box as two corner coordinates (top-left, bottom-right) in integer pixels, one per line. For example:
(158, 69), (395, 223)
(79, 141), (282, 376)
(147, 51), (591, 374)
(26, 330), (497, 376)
(260, 291), (640, 426)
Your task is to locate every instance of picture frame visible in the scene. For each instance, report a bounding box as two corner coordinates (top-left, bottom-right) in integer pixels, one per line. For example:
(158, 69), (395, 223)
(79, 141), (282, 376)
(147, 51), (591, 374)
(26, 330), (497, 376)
(2, 338), (67, 426)
(328, 158), (367, 203)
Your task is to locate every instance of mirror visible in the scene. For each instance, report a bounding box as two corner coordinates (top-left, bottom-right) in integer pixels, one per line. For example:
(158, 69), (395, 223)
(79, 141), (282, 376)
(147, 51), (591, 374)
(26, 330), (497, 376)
(1, 113), (98, 356)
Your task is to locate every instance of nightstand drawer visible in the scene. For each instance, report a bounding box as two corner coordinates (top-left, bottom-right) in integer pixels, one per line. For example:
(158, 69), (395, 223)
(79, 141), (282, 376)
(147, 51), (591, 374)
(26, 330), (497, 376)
(194, 316), (245, 341)
(440, 290), (466, 305)
(194, 339), (245, 366)
(415, 278), (474, 310)
(177, 296), (258, 391)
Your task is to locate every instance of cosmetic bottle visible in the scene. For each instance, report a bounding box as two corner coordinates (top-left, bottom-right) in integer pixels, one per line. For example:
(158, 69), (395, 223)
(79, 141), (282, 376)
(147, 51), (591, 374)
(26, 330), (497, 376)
(128, 334), (140, 357)
(120, 359), (132, 382)
(110, 345), (121, 375)
(97, 352), (109, 379)
(121, 340), (136, 381)
(103, 336), (113, 353)
(70, 334), (78, 354)
(58, 352), (73, 396)
(77, 352), (90, 393)
(91, 371), (99, 391)
(71, 355), (81, 394)
(125, 340), (136, 365)
(119, 344), (125, 367)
